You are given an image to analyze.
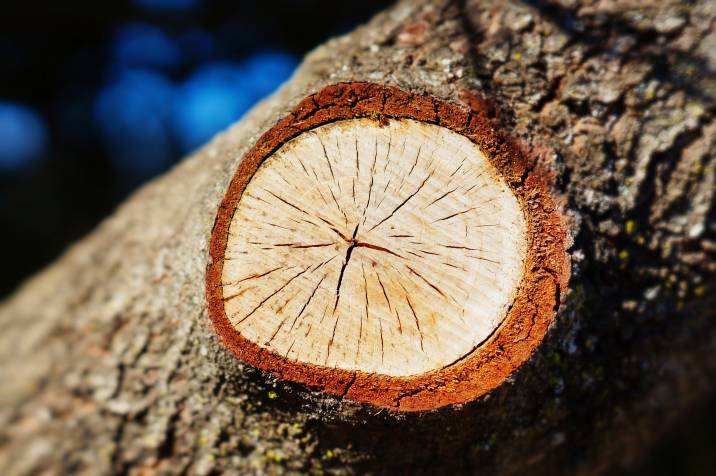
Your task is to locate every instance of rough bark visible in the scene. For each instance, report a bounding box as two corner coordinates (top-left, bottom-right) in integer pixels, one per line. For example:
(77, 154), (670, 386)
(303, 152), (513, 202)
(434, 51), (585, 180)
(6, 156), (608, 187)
(0, 0), (714, 474)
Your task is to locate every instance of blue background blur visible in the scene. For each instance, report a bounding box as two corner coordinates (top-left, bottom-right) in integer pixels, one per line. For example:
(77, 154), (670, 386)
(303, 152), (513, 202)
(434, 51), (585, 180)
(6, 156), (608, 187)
(0, 0), (390, 297)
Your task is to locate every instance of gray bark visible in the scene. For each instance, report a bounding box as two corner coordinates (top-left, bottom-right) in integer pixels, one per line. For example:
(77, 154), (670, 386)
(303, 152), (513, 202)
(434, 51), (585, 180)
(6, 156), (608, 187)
(1, 0), (714, 474)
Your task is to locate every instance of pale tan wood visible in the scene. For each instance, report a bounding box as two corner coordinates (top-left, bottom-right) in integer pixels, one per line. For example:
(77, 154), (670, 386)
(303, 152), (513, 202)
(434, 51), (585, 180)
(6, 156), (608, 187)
(222, 118), (527, 376)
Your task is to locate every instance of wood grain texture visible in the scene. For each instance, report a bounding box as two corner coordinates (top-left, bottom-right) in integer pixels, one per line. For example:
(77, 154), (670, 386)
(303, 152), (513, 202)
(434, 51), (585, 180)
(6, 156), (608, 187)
(222, 118), (527, 376)
(206, 82), (569, 411)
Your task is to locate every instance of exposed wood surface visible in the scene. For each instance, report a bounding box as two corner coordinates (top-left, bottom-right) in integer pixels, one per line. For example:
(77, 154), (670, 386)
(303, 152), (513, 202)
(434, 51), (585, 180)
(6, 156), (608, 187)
(205, 83), (568, 411)
(222, 118), (526, 376)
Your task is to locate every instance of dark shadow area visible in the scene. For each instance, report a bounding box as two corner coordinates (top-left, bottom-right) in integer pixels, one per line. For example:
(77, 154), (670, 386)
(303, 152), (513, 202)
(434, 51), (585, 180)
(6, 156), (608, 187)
(604, 390), (716, 476)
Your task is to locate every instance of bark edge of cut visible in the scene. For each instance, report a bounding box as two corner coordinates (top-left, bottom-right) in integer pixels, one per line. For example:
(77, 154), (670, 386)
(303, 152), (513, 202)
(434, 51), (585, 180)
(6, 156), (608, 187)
(206, 82), (571, 411)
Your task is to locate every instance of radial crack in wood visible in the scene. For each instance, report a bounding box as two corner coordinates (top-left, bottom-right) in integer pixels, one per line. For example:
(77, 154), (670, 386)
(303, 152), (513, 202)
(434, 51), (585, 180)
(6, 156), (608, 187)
(220, 118), (527, 376)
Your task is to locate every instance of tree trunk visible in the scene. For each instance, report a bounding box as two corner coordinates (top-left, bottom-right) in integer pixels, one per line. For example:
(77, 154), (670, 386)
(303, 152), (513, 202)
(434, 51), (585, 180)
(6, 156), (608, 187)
(1, 0), (714, 474)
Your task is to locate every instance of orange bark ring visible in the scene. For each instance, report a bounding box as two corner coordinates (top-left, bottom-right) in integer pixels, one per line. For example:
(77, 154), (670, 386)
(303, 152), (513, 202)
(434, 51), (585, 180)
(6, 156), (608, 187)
(206, 82), (570, 411)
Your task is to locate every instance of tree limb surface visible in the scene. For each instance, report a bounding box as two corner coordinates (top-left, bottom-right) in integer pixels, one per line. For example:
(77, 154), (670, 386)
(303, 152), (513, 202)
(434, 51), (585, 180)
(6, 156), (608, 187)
(0, 0), (714, 474)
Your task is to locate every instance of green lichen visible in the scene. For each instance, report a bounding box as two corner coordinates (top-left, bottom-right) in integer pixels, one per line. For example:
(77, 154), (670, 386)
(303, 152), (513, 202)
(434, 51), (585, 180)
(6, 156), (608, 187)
(617, 249), (630, 270)
(265, 449), (284, 464)
(625, 220), (637, 235)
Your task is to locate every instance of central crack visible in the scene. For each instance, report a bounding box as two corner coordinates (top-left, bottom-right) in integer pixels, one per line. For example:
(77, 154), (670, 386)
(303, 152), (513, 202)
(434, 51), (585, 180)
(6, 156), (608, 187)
(333, 224), (360, 313)
(323, 216), (403, 259)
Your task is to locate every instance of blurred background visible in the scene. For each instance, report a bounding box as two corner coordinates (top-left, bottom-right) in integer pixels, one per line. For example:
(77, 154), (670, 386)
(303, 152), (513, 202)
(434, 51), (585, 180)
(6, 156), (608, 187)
(0, 0), (391, 298)
(0, 1), (712, 474)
